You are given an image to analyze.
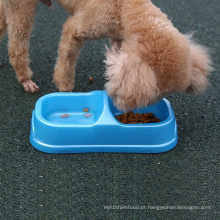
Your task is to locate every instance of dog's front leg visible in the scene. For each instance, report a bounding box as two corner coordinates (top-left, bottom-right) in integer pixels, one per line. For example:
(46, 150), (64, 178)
(53, 16), (84, 92)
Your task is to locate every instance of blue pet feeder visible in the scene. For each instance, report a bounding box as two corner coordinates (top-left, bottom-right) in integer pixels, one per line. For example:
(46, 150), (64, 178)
(30, 91), (178, 153)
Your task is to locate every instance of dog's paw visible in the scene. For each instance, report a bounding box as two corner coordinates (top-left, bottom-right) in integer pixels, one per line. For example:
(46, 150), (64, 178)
(22, 79), (40, 93)
(53, 80), (73, 92)
(53, 76), (73, 92)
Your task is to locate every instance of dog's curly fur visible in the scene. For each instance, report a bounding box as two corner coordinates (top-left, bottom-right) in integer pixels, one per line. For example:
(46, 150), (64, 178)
(0, 0), (213, 111)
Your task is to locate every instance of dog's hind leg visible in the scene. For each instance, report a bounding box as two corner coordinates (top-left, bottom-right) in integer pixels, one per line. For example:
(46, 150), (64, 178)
(0, 0), (7, 42)
(53, 16), (84, 92)
(3, 0), (39, 93)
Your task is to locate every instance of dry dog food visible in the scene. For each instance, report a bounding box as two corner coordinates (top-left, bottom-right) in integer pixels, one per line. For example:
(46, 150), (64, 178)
(83, 108), (89, 112)
(84, 113), (92, 118)
(89, 77), (93, 83)
(60, 114), (70, 118)
(115, 111), (160, 124)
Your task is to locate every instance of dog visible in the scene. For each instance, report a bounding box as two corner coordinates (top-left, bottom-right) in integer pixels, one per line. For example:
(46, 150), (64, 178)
(0, 0), (213, 111)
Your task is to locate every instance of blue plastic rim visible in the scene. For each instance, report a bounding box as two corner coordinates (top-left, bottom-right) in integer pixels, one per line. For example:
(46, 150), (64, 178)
(30, 91), (178, 153)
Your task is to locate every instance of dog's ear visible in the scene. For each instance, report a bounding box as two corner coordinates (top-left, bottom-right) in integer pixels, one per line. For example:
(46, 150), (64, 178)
(104, 46), (158, 111)
(40, 0), (52, 7)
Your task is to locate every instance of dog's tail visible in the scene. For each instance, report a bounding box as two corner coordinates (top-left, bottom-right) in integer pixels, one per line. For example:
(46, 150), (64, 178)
(104, 44), (158, 111)
(186, 34), (214, 93)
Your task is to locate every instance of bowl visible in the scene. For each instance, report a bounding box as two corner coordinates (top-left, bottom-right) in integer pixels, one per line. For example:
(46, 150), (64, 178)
(30, 91), (178, 153)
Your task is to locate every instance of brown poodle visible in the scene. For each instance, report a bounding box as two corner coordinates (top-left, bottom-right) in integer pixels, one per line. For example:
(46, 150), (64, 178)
(0, 0), (213, 111)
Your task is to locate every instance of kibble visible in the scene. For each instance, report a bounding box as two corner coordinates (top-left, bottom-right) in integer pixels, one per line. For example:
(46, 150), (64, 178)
(115, 111), (160, 124)
(60, 114), (70, 118)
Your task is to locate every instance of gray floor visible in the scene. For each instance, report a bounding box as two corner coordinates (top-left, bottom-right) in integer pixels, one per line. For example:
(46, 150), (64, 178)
(0, 0), (219, 219)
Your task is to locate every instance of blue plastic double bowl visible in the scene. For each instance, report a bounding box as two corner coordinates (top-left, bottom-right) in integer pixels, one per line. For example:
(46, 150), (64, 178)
(30, 91), (178, 153)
